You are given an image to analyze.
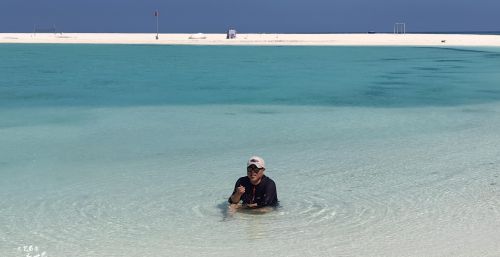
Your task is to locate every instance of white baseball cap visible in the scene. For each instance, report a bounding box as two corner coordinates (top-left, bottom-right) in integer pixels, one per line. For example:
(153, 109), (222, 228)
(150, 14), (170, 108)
(247, 156), (265, 169)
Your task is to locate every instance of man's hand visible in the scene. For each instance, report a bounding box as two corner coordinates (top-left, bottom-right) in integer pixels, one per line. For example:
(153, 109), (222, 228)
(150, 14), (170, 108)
(230, 185), (245, 204)
(236, 185), (245, 195)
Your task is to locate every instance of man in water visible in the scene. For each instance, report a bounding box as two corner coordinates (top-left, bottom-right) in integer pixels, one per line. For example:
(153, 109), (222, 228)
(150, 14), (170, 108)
(228, 156), (278, 211)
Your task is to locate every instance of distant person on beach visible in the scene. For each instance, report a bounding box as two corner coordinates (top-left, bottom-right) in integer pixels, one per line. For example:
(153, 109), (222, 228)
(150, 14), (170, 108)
(228, 156), (278, 211)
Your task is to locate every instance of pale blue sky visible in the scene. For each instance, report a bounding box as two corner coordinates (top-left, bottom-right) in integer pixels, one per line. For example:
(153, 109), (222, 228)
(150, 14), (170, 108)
(1, 0), (499, 33)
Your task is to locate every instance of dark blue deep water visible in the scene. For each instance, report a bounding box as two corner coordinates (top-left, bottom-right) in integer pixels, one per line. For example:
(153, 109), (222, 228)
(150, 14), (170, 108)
(1, 44), (500, 108)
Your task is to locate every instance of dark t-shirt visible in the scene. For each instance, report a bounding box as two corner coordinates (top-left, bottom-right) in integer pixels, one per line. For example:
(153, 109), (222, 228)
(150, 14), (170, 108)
(228, 175), (278, 207)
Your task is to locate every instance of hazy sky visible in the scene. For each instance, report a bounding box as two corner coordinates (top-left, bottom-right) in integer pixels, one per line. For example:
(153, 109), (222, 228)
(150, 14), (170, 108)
(1, 0), (499, 33)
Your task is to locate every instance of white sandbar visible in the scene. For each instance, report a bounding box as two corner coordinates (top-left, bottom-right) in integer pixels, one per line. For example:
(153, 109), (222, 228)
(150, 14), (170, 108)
(1, 33), (500, 46)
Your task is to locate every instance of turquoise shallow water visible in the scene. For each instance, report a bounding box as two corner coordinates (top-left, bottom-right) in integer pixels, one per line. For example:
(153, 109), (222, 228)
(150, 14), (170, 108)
(1, 44), (500, 257)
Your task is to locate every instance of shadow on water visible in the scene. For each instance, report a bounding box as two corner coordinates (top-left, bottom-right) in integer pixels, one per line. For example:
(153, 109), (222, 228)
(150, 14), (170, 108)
(217, 202), (232, 222)
(217, 202), (279, 222)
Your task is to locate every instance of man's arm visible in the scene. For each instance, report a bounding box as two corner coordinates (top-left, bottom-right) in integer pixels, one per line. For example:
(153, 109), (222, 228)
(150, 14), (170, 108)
(229, 180), (245, 204)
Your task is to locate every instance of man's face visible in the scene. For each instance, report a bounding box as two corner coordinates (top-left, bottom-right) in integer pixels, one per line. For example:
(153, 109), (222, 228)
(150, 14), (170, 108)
(247, 164), (264, 184)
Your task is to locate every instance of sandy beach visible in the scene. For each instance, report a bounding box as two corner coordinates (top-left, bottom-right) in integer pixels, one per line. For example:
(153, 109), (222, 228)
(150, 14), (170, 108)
(1, 33), (500, 46)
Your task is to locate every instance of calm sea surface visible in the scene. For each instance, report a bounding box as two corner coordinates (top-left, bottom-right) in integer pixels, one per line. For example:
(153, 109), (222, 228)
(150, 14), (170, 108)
(1, 44), (500, 257)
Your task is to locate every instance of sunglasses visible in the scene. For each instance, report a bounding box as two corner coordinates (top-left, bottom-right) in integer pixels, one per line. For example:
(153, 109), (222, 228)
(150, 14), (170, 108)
(247, 165), (262, 174)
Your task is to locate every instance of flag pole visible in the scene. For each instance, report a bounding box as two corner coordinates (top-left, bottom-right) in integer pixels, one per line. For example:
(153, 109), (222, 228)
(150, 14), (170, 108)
(155, 10), (159, 40)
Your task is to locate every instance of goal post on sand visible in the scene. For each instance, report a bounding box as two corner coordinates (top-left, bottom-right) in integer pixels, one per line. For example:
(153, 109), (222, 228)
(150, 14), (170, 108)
(394, 23), (406, 34)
